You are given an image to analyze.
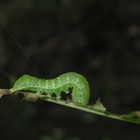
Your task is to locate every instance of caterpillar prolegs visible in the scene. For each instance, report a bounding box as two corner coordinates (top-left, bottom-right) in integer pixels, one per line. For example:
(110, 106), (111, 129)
(10, 72), (90, 106)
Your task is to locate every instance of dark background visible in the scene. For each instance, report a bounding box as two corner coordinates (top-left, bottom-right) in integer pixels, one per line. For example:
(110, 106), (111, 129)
(0, 0), (140, 140)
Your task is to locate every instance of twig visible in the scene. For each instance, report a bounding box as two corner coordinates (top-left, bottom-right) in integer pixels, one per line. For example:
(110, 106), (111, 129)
(0, 89), (11, 98)
(0, 89), (140, 124)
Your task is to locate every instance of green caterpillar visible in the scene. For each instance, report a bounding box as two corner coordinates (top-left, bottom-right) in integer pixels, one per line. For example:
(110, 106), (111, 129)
(10, 72), (90, 106)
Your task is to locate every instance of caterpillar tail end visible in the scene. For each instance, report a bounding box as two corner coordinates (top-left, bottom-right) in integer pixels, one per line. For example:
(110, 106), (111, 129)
(10, 88), (16, 94)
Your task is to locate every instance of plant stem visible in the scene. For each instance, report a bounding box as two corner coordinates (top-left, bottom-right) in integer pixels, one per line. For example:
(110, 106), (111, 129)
(0, 89), (140, 124)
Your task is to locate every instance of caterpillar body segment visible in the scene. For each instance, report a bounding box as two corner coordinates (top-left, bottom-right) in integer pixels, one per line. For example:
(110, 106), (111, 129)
(10, 72), (90, 106)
